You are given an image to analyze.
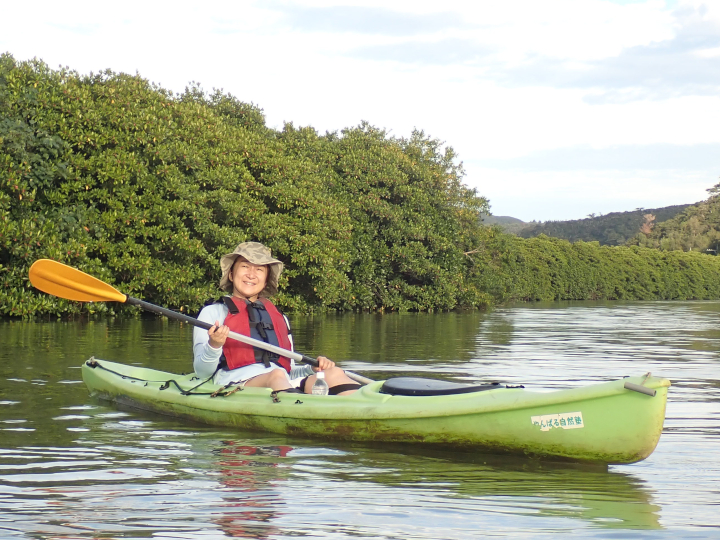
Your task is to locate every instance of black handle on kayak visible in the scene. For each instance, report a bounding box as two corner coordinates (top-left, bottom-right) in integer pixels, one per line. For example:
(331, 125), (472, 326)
(623, 382), (656, 397)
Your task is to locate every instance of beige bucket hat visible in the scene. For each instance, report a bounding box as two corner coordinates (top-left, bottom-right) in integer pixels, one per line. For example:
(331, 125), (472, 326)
(219, 242), (284, 296)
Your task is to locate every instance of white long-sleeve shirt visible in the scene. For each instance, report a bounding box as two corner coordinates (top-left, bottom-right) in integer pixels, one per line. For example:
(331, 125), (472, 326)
(193, 301), (314, 386)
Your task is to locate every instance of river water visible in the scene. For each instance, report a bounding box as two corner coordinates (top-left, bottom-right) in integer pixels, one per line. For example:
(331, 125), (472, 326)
(0, 301), (718, 539)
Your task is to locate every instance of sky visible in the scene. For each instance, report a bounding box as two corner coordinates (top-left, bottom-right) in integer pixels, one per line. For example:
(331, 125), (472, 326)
(1, 0), (719, 222)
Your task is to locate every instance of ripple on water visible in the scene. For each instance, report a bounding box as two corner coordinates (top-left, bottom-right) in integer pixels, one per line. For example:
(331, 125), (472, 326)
(1, 304), (720, 538)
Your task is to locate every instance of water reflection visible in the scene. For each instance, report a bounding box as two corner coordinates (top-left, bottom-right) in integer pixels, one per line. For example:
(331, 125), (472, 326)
(0, 435), (663, 538)
(213, 441), (292, 538)
(1, 301), (720, 537)
(289, 311), (489, 364)
(477, 315), (516, 347)
(295, 444), (661, 531)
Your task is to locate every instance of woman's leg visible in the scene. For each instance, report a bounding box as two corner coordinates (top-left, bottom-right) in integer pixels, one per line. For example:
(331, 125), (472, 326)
(244, 368), (293, 391)
(303, 366), (360, 395)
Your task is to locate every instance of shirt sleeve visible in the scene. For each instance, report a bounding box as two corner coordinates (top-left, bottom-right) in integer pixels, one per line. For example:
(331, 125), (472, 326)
(193, 303), (229, 378)
(289, 364), (315, 379)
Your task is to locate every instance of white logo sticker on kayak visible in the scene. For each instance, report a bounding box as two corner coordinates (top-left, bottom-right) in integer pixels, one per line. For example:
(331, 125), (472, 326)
(531, 412), (584, 432)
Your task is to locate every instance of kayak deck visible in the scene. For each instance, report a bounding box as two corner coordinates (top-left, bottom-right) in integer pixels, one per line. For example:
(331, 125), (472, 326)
(81, 358), (670, 464)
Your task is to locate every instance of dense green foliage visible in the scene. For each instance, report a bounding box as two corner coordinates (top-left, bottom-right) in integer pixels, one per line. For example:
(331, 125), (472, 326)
(517, 205), (692, 245)
(473, 234), (720, 302)
(0, 55), (491, 316)
(3, 54), (720, 319)
(631, 186), (720, 253)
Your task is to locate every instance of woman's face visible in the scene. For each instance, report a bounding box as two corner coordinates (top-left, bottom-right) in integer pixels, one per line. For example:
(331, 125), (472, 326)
(229, 258), (268, 300)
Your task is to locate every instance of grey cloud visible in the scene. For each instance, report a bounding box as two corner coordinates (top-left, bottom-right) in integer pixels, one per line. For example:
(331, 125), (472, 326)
(474, 144), (720, 172)
(584, 16), (720, 102)
(275, 4), (467, 36)
(504, 7), (720, 101)
(332, 4), (720, 101)
(502, 14), (720, 102)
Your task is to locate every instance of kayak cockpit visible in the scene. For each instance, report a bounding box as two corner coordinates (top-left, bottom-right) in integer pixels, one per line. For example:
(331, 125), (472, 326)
(379, 377), (518, 396)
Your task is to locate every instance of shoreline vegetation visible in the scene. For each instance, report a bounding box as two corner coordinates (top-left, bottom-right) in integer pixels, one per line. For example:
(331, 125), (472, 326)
(4, 54), (720, 319)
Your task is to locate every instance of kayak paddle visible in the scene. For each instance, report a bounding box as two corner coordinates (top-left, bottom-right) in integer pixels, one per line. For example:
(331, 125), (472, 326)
(28, 259), (372, 385)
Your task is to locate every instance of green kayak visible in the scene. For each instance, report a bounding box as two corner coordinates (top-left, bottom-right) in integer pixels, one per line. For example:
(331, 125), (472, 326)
(81, 358), (670, 464)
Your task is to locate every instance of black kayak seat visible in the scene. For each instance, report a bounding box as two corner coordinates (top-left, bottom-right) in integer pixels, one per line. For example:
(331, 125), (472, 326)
(379, 377), (502, 397)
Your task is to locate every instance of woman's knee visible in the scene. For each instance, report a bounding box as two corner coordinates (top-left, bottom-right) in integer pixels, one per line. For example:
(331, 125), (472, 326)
(322, 366), (352, 385)
(268, 368), (289, 382)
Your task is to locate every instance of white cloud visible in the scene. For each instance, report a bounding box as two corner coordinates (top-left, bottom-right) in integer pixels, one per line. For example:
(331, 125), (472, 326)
(1, 0), (718, 221)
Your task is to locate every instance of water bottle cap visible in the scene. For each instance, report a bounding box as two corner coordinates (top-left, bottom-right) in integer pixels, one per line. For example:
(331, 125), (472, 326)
(317, 371), (325, 379)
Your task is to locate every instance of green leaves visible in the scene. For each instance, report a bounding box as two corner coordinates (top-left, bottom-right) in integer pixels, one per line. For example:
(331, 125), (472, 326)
(276, 123), (492, 311)
(3, 52), (720, 319)
(467, 233), (720, 303)
(632, 191), (720, 254)
(0, 56), (353, 316)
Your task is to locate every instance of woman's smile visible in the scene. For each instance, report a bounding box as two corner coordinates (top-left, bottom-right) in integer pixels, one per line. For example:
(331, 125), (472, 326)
(231, 260), (268, 300)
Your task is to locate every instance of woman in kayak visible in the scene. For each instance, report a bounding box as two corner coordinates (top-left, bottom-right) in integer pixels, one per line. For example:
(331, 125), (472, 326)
(193, 242), (361, 395)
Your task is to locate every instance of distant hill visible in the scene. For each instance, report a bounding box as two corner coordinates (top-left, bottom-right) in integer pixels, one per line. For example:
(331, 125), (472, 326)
(514, 204), (694, 246)
(632, 186), (720, 253)
(479, 214), (527, 234)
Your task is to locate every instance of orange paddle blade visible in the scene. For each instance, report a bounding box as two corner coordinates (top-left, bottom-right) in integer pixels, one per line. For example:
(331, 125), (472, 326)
(28, 259), (127, 303)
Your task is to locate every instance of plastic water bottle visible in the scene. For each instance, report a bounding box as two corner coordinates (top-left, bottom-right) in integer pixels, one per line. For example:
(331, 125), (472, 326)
(311, 371), (329, 396)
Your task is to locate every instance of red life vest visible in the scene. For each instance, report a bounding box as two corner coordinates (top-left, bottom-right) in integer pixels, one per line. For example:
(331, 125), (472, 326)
(221, 296), (293, 373)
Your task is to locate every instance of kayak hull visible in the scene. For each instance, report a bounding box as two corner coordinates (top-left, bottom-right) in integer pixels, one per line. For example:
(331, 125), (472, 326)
(81, 358), (670, 464)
